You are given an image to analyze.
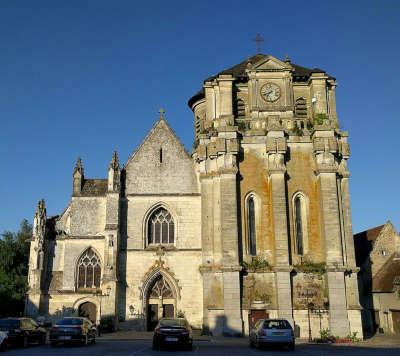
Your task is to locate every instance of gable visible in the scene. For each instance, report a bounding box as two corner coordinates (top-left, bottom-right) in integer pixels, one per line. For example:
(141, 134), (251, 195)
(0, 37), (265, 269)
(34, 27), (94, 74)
(251, 55), (292, 71)
(125, 119), (199, 195)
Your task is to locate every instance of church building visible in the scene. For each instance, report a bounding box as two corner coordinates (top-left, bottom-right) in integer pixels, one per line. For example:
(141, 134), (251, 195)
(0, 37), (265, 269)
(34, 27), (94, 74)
(27, 54), (363, 338)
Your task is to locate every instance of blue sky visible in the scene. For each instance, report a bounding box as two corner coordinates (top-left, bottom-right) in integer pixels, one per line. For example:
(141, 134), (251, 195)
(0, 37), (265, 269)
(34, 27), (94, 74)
(0, 0), (398, 234)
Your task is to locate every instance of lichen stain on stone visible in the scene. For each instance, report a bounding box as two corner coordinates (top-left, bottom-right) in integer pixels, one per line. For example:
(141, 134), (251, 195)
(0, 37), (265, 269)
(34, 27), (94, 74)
(286, 149), (324, 262)
(239, 150), (274, 262)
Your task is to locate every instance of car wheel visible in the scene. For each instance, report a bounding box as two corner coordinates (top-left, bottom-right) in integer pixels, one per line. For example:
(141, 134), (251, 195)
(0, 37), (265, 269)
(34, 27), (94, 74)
(22, 336), (29, 348)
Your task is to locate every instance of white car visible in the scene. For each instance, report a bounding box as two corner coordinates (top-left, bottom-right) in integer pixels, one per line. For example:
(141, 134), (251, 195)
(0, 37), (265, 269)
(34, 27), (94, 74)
(249, 319), (295, 350)
(0, 331), (8, 351)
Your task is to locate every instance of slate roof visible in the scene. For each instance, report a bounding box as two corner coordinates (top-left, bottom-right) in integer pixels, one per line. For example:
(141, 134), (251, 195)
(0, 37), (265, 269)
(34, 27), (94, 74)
(188, 53), (331, 107)
(372, 253), (400, 292)
(81, 179), (107, 196)
(354, 224), (385, 266)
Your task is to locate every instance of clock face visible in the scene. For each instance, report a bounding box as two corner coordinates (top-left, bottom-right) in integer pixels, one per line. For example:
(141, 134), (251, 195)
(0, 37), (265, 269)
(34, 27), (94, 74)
(261, 83), (281, 102)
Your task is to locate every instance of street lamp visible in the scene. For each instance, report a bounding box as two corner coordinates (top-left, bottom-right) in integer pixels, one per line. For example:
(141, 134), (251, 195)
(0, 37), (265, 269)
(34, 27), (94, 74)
(304, 288), (316, 342)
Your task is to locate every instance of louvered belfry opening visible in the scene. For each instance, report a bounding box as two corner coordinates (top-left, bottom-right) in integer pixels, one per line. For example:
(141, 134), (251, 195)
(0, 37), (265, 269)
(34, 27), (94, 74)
(295, 97), (307, 118)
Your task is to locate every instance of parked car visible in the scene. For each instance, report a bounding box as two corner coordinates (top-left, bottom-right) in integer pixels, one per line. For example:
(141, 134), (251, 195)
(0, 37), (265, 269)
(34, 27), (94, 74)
(0, 331), (8, 351)
(249, 318), (295, 350)
(49, 317), (96, 346)
(152, 317), (193, 350)
(0, 317), (46, 348)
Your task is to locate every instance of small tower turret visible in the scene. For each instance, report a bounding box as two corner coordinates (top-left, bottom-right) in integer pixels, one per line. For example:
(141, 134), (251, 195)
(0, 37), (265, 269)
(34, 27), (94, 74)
(73, 157), (84, 196)
(108, 151), (120, 192)
(26, 199), (47, 317)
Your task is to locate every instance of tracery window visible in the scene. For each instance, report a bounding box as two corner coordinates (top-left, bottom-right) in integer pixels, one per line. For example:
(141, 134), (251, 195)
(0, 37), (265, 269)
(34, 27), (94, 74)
(293, 193), (309, 256)
(247, 196), (257, 255)
(77, 248), (101, 289)
(147, 208), (174, 245)
(148, 275), (174, 299)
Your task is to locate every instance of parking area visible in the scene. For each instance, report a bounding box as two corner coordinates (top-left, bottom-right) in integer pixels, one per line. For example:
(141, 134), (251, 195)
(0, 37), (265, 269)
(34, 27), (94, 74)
(3, 336), (400, 356)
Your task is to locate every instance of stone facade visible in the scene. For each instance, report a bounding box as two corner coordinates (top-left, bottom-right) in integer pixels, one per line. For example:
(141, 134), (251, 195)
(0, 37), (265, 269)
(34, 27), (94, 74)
(27, 54), (362, 338)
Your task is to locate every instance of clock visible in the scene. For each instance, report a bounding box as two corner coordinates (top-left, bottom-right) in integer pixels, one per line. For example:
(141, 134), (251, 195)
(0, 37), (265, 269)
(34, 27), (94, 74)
(260, 83), (281, 102)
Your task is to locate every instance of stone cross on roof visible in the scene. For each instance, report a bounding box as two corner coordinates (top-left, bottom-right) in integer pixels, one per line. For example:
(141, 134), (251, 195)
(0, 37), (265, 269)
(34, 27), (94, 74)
(158, 108), (166, 119)
(252, 33), (264, 53)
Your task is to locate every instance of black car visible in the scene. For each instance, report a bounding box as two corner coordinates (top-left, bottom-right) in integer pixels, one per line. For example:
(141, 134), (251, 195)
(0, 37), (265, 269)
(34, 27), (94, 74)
(152, 318), (192, 350)
(0, 318), (46, 348)
(49, 317), (96, 346)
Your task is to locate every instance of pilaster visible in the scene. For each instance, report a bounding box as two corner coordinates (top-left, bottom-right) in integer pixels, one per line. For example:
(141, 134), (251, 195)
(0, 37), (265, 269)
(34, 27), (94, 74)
(266, 129), (293, 325)
(102, 152), (121, 320)
(313, 130), (350, 336)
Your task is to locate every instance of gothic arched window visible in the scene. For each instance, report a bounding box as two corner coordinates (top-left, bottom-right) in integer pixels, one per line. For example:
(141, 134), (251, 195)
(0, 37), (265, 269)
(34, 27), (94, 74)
(148, 208), (175, 245)
(247, 196), (257, 255)
(77, 248), (101, 289)
(295, 97), (307, 118)
(293, 193), (309, 256)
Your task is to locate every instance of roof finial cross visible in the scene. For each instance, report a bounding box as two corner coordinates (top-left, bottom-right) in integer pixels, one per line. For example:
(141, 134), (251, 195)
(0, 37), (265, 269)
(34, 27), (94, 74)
(252, 33), (264, 53)
(158, 108), (165, 119)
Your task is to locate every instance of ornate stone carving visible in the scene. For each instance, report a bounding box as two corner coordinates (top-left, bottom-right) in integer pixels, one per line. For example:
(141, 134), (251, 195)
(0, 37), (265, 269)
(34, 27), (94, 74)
(109, 151), (120, 171)
(73, 157), (84, 176)
(266, 137), (287, 154)
(34, 199), (46, 252)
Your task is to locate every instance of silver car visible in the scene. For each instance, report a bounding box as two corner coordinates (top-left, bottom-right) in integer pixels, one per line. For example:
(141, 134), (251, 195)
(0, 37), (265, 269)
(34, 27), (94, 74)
(249, 318), (295, 350)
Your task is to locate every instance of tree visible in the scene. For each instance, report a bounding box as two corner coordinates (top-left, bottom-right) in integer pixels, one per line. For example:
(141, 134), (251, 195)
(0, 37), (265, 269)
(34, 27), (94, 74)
(0, 219), (32, 317)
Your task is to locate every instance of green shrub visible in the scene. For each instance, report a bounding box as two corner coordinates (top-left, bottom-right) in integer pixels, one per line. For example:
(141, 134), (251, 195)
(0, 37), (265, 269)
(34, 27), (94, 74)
(320, 328), (335, 342)
(294, 260), (326, 276)
(241, 256), (270, 272)
(347, 331), (361, 342)
(313, 113), (328, 125)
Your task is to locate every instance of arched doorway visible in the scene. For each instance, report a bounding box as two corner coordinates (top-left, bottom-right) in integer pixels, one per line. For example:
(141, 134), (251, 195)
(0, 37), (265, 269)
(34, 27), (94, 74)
(78, 302), (97, 324)
(146, 274), (176, 330)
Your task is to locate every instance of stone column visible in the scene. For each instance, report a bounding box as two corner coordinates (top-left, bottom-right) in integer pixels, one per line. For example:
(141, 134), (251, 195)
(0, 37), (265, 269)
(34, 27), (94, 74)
(338, 148), (363, 337)
(220, 170), (242, 335)
(314, 133), (350, 337)
(204, 82), (214, 122)
(310, 73), (328, 115)
(217, 75), (234, 120)
(266, 132), (293, 326)
(200, 174), (214, 329)
(101, 152), (121, 321)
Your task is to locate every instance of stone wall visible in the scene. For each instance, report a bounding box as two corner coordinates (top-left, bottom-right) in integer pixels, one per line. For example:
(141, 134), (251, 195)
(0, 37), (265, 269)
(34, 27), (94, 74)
(125, 119), (199, 195)
(69, 197), (106, 236)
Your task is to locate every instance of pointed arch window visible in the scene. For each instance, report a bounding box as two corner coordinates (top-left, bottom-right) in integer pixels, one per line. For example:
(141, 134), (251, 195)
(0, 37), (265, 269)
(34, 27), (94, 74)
(247, 195), (257, 255)
(77, 248), (101, 289)
(148, 207), (175, 245)
(293, 193), (309, 256)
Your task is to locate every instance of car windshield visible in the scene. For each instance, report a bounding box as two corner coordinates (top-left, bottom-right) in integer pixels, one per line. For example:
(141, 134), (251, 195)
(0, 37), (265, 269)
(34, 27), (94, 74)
(263, 320), (290, 329)
(56, 318), (83, 326)
(159, 319), (186, 327)
(0, 319), (19, 328)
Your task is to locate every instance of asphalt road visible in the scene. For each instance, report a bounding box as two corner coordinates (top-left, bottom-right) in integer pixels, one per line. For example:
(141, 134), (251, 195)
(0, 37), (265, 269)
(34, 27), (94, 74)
(4, 338), (400, 355)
